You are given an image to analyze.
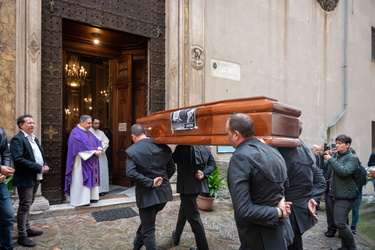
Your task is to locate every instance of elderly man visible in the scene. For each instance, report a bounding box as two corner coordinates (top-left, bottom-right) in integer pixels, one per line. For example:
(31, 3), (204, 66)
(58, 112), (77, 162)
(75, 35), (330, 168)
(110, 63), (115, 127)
(10, 114), (49, 247)
(126, 124), (175, 250)
(65, 115), (103, 206)
(225, 113), (293, 250)
(89, 117), (110, 195)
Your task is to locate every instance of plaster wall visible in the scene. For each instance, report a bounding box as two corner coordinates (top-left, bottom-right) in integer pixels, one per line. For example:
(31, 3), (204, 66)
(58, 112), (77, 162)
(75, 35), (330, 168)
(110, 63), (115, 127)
(166, 0), (375, 163)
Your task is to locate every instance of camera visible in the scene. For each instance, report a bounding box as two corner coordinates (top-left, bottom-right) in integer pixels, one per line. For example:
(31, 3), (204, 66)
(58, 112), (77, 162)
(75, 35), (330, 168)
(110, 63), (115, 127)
(324, 143), (330, 151)
(323, 143), (330, 156)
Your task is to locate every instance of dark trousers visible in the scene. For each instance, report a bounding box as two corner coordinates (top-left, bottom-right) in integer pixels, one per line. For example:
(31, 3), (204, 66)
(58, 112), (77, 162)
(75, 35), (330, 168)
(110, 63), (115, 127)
(325, 194), (336, 233)
(0, 183), (14, 250)
(175, 193), (209, 250)
(288, 215), (303, 250)
(134, 203), (166, 250)
(17, 182), (39, 237)
(351, 191), (362, 228)
(334, 199), (356, 250)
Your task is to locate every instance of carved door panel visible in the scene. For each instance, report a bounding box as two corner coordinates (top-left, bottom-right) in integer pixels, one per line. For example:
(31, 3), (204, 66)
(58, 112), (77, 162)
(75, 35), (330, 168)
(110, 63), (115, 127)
(112, 54), (133, 186)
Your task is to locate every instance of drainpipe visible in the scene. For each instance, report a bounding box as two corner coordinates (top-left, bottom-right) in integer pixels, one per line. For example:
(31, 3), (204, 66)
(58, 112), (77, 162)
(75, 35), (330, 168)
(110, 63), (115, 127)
(326, 0), (349, 143)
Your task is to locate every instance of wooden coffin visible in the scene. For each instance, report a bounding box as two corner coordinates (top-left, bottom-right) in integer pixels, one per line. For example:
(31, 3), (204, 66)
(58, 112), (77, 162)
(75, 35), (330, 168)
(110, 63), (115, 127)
(137, 96), (301, 147)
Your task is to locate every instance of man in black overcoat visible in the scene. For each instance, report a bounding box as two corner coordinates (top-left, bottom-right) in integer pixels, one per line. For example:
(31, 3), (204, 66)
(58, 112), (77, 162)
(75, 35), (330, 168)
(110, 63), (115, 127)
(126, 124), (175, 250)
(278, 137), (326, 250)
(225, 113), (294, 250)
(172, 145), (216, 250)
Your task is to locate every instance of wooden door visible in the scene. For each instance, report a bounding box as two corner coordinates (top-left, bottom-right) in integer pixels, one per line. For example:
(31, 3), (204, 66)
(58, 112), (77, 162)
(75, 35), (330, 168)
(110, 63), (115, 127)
(112, 54), (133, 186)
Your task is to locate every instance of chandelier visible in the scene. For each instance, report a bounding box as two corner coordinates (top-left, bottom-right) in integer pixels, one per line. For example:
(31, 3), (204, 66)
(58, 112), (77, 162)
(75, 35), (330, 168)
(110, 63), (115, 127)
(65, 54), (87, 88)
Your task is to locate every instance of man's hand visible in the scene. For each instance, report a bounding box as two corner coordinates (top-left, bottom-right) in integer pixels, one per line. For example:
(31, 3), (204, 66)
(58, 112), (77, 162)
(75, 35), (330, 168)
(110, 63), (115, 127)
(195, 170), (204, 180)
(94, 150), (103, 156)
(277, 197), (292, 218)
(153, 177), (163, 187)
(0, 173), (5, 183)
(42, 165), (50, 174)
(308, 199), (318, 220)
(323, 154), (332, 161)
(0, 166), (15, 177)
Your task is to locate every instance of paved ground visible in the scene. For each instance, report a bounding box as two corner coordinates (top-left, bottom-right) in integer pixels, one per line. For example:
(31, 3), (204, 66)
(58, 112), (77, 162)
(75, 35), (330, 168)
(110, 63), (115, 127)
(12, 197), (375, 250)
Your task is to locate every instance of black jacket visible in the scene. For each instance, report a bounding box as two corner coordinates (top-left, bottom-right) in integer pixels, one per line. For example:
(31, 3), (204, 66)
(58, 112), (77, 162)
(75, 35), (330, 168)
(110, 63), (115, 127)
(126, 138), (175, 208)
(0, 128), (11, 166)
(278, 140), (326, 234)
(172, 145), (216, 194)
(228, 138), (293, 249)
(10, 131), (46, 187)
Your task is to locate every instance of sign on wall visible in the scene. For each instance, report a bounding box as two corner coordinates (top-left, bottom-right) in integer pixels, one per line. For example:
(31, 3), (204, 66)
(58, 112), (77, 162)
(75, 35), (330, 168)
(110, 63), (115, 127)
(211, 59), (241, 81)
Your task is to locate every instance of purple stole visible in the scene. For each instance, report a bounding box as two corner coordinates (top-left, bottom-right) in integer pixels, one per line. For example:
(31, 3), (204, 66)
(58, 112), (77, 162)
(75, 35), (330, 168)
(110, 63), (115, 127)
(64, 126), (102, 195)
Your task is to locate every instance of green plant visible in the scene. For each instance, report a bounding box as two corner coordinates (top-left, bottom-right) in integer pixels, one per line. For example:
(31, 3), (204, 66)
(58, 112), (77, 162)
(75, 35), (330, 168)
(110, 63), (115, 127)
(200, 167), (226, 198)
(4, 175), (14, 191)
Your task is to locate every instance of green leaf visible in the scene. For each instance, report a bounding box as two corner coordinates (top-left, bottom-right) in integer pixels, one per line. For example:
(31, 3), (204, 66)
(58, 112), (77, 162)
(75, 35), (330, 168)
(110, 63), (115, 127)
(200, 166), (226, 198)
(4, 175), (14, 191)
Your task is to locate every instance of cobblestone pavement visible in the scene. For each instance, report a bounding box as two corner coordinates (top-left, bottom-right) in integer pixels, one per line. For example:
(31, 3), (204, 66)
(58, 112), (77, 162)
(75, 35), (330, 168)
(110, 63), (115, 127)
(12, 198), (375, 250)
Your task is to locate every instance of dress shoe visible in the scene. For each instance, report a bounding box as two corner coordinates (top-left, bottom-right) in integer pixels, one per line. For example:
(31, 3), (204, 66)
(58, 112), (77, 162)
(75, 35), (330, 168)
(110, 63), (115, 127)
(172, 230), (179, 245)
(17, 236), (36, 247)
(27, 229), (43, 237)
(324, 231), (336, 237)
(90, 200), (98, 203)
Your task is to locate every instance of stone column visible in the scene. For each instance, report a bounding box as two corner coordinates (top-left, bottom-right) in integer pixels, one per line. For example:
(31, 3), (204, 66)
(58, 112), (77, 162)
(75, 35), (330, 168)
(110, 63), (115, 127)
(188, 0), (205, 106)
(165, 0), (205, 109)
(15, 0), (49, 212)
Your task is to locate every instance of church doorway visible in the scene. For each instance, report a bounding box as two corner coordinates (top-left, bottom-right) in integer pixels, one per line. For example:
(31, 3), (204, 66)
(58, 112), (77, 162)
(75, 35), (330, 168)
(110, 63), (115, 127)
(62, 20), (148, 190)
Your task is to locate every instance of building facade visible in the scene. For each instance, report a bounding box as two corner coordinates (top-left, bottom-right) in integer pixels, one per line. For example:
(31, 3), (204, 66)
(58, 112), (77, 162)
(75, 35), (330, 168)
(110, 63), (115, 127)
(166, 0), (375, 164)
(0, 0), (374, 204)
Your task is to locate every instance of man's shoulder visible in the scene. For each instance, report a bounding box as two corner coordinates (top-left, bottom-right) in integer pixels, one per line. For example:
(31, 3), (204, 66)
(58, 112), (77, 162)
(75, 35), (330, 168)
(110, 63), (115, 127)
(11, 131), (23, 140)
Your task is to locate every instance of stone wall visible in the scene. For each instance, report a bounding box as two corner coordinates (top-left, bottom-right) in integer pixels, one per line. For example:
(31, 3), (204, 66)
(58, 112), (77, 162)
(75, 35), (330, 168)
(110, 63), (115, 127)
(0, 0), (16, 136)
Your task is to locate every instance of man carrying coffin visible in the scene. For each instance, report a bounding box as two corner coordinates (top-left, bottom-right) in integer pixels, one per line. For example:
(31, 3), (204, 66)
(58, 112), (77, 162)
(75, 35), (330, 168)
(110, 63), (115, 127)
(65, 115), (103, 206)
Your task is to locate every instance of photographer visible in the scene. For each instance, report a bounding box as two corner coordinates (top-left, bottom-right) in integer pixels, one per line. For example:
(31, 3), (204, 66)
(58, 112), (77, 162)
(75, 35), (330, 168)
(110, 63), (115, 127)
(322, 135), (359, 250)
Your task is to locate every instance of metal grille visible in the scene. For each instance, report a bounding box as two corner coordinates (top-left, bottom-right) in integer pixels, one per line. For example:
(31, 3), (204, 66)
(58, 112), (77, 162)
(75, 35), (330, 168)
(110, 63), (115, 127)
(316, 0), (339, 12)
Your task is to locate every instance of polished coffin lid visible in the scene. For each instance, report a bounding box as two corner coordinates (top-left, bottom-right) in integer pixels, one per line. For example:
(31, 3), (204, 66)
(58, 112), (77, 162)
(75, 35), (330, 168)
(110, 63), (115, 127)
(137, 96), (301, 147)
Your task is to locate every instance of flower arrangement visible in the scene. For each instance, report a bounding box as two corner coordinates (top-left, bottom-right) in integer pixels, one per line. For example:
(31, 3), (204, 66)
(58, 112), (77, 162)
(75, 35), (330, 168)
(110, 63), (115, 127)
(367, 167), (375, 181)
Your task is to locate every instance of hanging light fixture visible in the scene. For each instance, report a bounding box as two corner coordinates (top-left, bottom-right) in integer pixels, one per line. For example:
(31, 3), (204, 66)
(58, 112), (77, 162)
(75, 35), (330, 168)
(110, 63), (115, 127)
(65, 53), (87, 88)
(91, 33), (101, 44)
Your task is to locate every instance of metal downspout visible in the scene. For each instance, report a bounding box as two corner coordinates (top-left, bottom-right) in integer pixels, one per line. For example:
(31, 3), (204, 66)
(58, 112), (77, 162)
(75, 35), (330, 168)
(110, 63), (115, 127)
(326, 0), (349, 142)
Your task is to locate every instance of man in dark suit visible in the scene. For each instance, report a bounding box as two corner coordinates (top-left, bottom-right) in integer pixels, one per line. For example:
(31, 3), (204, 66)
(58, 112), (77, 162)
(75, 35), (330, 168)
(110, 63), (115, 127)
(10, 114), (49, 247)
(126, 124), (175, 250)
(225, 113), (293, 249)
(171, 145), (216, 250)
(278, 129), (326, 250)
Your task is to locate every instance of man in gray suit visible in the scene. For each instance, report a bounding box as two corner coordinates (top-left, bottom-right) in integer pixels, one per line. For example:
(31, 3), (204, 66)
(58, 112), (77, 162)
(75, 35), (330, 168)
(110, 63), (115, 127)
(10, 114), (49, 247)
(126, 124), (175, 250)
(171, 145), (216, 250)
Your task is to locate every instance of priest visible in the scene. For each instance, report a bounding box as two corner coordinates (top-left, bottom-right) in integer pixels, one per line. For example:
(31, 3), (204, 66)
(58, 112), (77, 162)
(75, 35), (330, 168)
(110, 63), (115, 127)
(90, 117), (110, 195)
(65, 115), (103, 206)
